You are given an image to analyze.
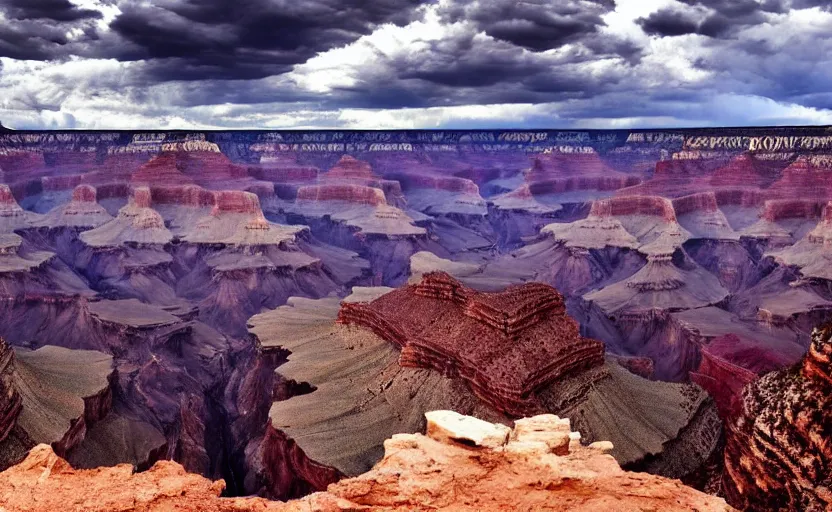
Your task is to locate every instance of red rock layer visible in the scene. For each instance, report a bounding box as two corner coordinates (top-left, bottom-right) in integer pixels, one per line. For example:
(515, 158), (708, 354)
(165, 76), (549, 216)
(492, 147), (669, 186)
(212, 190), (263, 215)
(709, 153), (774, 188)
(760, 199), (823, 222)
(296, 184), (387, 206)
(0, 185), (24, 217)
(337, 272), (605, 416)
(614, 355), (655, 379)
(713, 189), (765, 208)
(257, 423), (343, 499)
(72, 185), (97, 203)
(767, 156), (832, 200)
(0, 339), (21, 444)
(689, 337), (758, 419)
(132, 187), (153, 209)
(326, 155), (377, 180)
(87, 154), (149, 184)
(150, 185), (216, 207)
(589, 196), (677, 221)
(615, 156), (730, 197)
(527, 152), (616, 179)
(652, 158), (725, 181)
(516, 153), (641, 196)
(176, 151), (248, 182)
(0, 153), (45, 180)
(723, 322), (832, 511)
(672, 192), (719, 216)
(131, 153), (196, 186)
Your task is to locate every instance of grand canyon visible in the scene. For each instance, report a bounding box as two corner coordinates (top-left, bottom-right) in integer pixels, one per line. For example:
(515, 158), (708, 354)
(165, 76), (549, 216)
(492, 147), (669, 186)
(0, 126), (830, 511)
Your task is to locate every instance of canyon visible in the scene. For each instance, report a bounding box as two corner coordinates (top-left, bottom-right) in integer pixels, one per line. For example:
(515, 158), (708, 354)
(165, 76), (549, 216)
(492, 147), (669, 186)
(0, 127), (830, 510)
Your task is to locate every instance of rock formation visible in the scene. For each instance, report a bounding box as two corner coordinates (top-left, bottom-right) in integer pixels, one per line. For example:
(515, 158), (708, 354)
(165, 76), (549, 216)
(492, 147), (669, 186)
(689, 333), (796, 419)
(252, 281), (720, 493)
(0, 411), (734, 512)
(0, 339), (21, 444)
(722, 321), (832, 511)
(6, 128), (832, 508)
(34, 185), (113, 228)
(81, 187), (173, 247)
(339, 272), (605, 415)
(0, 340), (113, 470)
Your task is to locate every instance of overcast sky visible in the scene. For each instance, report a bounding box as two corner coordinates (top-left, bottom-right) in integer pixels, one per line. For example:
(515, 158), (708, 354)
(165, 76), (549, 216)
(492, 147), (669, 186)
(1, 0), (832, 129)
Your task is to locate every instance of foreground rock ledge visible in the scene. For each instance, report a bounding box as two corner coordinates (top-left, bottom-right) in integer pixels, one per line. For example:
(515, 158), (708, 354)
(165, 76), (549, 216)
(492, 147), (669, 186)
(0, 411), (734, 512)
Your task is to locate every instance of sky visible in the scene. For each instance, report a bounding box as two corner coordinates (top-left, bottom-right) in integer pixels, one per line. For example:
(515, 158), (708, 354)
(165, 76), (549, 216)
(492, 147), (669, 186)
(1, 0), (832, 130)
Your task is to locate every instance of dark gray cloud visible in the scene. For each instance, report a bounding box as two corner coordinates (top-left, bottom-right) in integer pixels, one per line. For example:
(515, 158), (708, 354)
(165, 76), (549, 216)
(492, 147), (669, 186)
(3, 0), (832, 130)
(106, 0), (428, 80)
(438, 0), (616, 52)
(0, 0), (103, 60)
(638, 8), (702, 37)
(639, 0), (832, 38)
(1, 0), (102, 21)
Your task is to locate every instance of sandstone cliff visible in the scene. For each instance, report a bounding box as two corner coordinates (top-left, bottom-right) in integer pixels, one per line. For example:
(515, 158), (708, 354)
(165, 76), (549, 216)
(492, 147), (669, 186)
(723, 320), (832, 511)
(0, 411), (734, 512)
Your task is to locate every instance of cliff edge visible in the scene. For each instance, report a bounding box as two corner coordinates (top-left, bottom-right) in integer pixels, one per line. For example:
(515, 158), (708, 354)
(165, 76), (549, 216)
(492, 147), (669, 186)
(0, 411), (733, 512)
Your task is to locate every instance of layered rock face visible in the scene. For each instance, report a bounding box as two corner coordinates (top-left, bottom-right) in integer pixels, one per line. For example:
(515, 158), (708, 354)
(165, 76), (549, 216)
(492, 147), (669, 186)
(723, 321), (832, 511)
(258, 283), (719, 490)
(338, 272), (605, 416)
(296, 184), (387, 206)
(0, 339), (21, 443)
(0, 412), (734, 512)
(689, 333), (796, 419)
(7, 129), (832, 508)
(0, 338), (114, 471)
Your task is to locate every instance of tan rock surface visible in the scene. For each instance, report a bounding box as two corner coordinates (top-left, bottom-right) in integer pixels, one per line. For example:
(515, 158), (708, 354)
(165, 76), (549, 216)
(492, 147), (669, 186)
(0, 412), (734, 512)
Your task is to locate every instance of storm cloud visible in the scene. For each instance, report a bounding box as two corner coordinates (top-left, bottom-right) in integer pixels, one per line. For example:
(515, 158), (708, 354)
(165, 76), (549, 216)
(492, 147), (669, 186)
(1, 0), (832, 129)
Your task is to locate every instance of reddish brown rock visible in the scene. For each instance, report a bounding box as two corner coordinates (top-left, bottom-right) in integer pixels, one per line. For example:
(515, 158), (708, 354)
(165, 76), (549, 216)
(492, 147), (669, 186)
(760, 199), (823, 222)
(212, 190), (264, 215)
(151, 184), (217, 207)
(689, 336), (760, 419)
(713, 188), (766, 208)
(131, 153), (197, 186)
(590, 195), (677, 222)
(528, 151), (620, 180)
(501, 152), (641, 203)
(327, 155), (376, 180)
(338, 272), (605, 416)
(612, 355), (655, 379)
(723, 322), (832, 511)
(767, 155), (832, 200)
(709, 153), (780, 188)
(672, 192), (720, 216)
(0, 185), (22, 215)
(0, 339), (21, 444)
(616, 156), (729, 197)
(0, 413), (734, 512)
(71, 184), (97, 203)
(133, 186), (153, 209)
(296, 184), (387, 206)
